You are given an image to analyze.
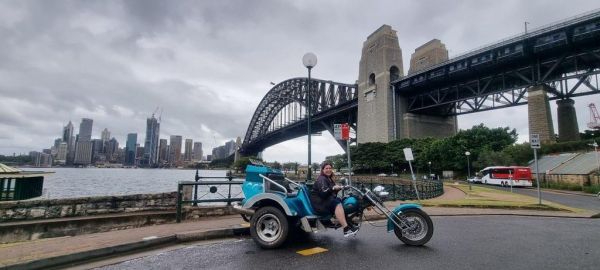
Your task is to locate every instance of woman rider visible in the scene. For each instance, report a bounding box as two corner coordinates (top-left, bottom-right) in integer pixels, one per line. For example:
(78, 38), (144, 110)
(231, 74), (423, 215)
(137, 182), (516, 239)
(309, 162), (358, 237)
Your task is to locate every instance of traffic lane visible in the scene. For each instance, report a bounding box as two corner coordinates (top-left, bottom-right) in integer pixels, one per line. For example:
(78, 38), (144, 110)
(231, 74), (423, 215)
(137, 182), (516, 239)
(479, 184), (600, 212)
(94, 216), (600, 270)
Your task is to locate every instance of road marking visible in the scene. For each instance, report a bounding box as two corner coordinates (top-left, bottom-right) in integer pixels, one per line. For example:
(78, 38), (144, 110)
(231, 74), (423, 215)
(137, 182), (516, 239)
(240, 223), (250, 227)
(296, 247), (328, 256)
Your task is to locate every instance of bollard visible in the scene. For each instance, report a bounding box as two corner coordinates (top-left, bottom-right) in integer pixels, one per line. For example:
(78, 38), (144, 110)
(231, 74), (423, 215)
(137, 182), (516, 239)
(194, 169), (200, 206)
(176, 183), (183, 223)
(227, 171), (232, 206)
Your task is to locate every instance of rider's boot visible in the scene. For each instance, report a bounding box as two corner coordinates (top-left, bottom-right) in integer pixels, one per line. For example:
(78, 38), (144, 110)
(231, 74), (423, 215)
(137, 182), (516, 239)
(343, 224), (358, 237)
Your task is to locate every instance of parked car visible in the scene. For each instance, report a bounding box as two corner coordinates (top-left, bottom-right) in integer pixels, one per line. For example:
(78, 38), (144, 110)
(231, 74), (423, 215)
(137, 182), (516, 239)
(467, 177), (482, 184)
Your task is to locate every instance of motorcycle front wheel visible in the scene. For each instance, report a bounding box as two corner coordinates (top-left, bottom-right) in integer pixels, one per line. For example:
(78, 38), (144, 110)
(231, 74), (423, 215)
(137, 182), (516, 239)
(393, 208), (433, 246)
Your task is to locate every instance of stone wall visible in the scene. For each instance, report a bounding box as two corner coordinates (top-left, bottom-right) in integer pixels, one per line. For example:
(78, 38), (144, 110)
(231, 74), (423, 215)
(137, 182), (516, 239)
(0, 192), (177, 222)
(539, 174), (600, 186)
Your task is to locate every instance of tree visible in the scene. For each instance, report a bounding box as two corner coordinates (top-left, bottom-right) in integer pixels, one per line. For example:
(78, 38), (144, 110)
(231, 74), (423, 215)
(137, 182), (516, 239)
(325, 154), (346, 171)
(502, 143), (534, 165)
(233, 156), (260, 173)
(270, 161), (282, 170)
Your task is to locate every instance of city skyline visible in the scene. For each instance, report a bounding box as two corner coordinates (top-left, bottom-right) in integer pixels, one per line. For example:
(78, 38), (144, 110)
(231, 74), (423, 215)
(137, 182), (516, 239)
(24, 115), (223, 167)
(2, 1), (600, 163)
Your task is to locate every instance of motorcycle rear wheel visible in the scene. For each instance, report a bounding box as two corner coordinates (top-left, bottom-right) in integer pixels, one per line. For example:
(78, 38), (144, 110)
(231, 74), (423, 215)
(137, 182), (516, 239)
(250, 206), (289, 249)
(393, 208), (433, 246)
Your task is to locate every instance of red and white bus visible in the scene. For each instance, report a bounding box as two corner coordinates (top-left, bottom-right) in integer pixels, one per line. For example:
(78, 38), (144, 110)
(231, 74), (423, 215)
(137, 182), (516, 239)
(478, 166), (533, 187)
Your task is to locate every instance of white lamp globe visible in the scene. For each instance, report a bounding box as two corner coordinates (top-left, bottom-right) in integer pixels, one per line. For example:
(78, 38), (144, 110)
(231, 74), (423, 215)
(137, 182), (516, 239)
(302, 53), (318, 68)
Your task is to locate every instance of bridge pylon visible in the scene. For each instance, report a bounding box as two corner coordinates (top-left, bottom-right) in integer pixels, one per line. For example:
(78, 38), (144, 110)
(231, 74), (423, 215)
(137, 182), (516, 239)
(357, 25), (457, 143)
(528, 85), (556, 144)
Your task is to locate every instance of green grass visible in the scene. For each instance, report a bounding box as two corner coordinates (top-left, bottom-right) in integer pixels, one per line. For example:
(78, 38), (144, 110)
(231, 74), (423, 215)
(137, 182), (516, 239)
(411, 183), (582, 212)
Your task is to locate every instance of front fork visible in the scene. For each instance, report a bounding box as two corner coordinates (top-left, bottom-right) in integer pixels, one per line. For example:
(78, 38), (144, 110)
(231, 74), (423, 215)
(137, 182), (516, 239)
(362, 190), (411, 230)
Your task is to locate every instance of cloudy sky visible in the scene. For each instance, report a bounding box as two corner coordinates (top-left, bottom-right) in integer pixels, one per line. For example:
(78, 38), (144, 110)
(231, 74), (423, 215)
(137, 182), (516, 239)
(1, 0), (600, 164)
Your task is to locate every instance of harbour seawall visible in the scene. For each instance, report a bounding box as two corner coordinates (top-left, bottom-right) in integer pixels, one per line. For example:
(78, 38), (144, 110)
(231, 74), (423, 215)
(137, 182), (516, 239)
(0, 192), (237, 243)
(0, 192), (178, 222)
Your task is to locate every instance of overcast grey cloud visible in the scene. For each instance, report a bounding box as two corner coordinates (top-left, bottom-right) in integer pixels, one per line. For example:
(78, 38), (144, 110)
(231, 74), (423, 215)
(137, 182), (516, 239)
(1, 0), (599, 163)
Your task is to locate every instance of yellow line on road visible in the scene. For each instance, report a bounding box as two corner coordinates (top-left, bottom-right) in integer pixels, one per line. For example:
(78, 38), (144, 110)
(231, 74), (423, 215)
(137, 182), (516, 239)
(296, 247), (328, 256)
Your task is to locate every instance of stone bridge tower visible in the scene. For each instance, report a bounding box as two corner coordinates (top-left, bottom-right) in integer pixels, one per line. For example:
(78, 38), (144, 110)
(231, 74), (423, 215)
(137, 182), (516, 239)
(357, 25), (403, 143)
(357, 26), (457, 143)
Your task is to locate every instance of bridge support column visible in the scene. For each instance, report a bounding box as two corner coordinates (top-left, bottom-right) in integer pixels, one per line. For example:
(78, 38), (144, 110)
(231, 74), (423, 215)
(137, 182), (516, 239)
(401, 113), (457, 139)
(528, 85), (555, 144)
(556, 99), (580, 142)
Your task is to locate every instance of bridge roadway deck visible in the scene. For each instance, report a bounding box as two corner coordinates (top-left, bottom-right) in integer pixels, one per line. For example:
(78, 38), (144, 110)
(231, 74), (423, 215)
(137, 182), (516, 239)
(0, 187), (595, 269)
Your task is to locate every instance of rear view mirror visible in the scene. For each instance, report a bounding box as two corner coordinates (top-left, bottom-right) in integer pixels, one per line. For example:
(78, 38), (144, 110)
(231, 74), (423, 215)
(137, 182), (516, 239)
(340, 178), (348, 186)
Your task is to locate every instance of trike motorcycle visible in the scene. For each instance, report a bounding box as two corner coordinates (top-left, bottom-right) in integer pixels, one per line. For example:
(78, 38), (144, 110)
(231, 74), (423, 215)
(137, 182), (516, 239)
(233, 163), (433, 249)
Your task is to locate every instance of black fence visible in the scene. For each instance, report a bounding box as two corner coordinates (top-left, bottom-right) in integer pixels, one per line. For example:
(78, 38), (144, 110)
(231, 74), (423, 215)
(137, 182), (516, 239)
(353, 178), (444, 201)
(176, 172), (244, 222)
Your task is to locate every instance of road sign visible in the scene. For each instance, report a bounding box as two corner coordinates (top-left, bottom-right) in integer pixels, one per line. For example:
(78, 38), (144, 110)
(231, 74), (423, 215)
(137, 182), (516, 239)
(530, 134), (541, 149)
(334, 123), (350, 141)
(403, 148), (414, 161)
(333, 124), (342, 140)
(341, 123), (349, 140)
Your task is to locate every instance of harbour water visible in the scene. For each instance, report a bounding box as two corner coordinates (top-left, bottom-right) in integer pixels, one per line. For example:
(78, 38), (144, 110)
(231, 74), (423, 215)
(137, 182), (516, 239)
(20, 167), (242, 199)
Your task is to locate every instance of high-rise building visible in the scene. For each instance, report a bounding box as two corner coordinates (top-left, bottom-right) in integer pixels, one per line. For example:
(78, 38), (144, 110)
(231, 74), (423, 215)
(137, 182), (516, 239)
(74, 118), (93, 165)
(158, 139), (168, 164)
(101, 128), (110, 142)
(63, 121), (75, 164)
(192, 142), (203, 161)
(225, 140), (236, 156)
(55, 142), (68, 164)
(125, 133), (137, 166)
(136, 145), (144, 166)
(184, 139), (193, 161)
(78, 118), (93, 141)
(169, 135), (182, 166)
(106, 138), (118, 162)
(100, 129), (109, 152)
(73, 141), (93, 165)
(143, 114), (160, 167)
(91, 139), (104, 162)
(30, 151), (52, 167)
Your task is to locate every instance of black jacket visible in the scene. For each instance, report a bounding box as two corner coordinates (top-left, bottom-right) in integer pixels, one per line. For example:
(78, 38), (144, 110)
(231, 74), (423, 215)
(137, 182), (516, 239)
(309, 174), (337, 214)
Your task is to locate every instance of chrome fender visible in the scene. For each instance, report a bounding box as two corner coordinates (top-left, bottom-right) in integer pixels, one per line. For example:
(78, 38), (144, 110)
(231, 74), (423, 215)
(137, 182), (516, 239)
(387, 203), (421, 232)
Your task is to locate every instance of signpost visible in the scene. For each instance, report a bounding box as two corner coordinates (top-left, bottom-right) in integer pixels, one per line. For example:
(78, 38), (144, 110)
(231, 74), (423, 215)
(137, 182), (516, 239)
(335, 123), (352, 185)
(403, 148), (420, 201)
(530, 134), (542, 205)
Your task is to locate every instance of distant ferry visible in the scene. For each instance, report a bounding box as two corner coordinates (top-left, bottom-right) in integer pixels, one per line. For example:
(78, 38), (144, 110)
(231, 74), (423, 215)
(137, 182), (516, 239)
(474, 166), (533, 187)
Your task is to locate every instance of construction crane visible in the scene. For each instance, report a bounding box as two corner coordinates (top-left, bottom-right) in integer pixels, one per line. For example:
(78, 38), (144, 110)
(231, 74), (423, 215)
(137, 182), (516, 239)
(588, 103), (600, 129)
(151, 107), (162, 122)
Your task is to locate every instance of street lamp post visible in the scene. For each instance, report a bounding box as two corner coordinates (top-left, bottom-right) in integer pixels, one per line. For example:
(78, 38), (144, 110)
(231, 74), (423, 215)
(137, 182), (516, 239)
(590, 141), (599, 174)
(303, 53), (317, 181)
(391, 163), (394, 174)
(428, 161), (432, 179)
(465, 151), (471, 190)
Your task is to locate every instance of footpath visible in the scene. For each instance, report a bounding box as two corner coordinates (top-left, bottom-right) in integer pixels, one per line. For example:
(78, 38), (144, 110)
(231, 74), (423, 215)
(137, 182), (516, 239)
(1, 185), (597, 270)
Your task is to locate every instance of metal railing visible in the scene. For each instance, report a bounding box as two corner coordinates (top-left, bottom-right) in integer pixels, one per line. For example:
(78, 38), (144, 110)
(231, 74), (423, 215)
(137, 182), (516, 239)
(176, 172), (244, 223)
(353, 179), (444, 201)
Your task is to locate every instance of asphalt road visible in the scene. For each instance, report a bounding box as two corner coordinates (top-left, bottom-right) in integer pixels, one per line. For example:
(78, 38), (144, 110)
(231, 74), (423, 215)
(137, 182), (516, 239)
(474, 184), (600, 212)
(93, 216), (600, 270)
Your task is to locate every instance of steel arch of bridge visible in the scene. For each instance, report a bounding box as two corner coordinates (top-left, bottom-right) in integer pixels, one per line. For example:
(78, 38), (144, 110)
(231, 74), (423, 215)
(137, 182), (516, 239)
(241, 78), (357, 155)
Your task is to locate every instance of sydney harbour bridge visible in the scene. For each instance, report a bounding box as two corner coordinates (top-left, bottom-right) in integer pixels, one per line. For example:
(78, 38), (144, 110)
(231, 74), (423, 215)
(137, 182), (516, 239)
(239, 9), (600, 157)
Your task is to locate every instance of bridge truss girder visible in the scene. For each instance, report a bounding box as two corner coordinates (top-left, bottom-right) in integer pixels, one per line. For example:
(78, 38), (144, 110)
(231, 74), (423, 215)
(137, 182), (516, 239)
(405, 49), (600, 116)
(241, 78), (357, 155)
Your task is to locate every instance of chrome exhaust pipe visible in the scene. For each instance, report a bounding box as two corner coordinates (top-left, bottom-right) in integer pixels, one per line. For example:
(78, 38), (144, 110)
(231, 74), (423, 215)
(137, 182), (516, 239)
(233, 204), (255, 216)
